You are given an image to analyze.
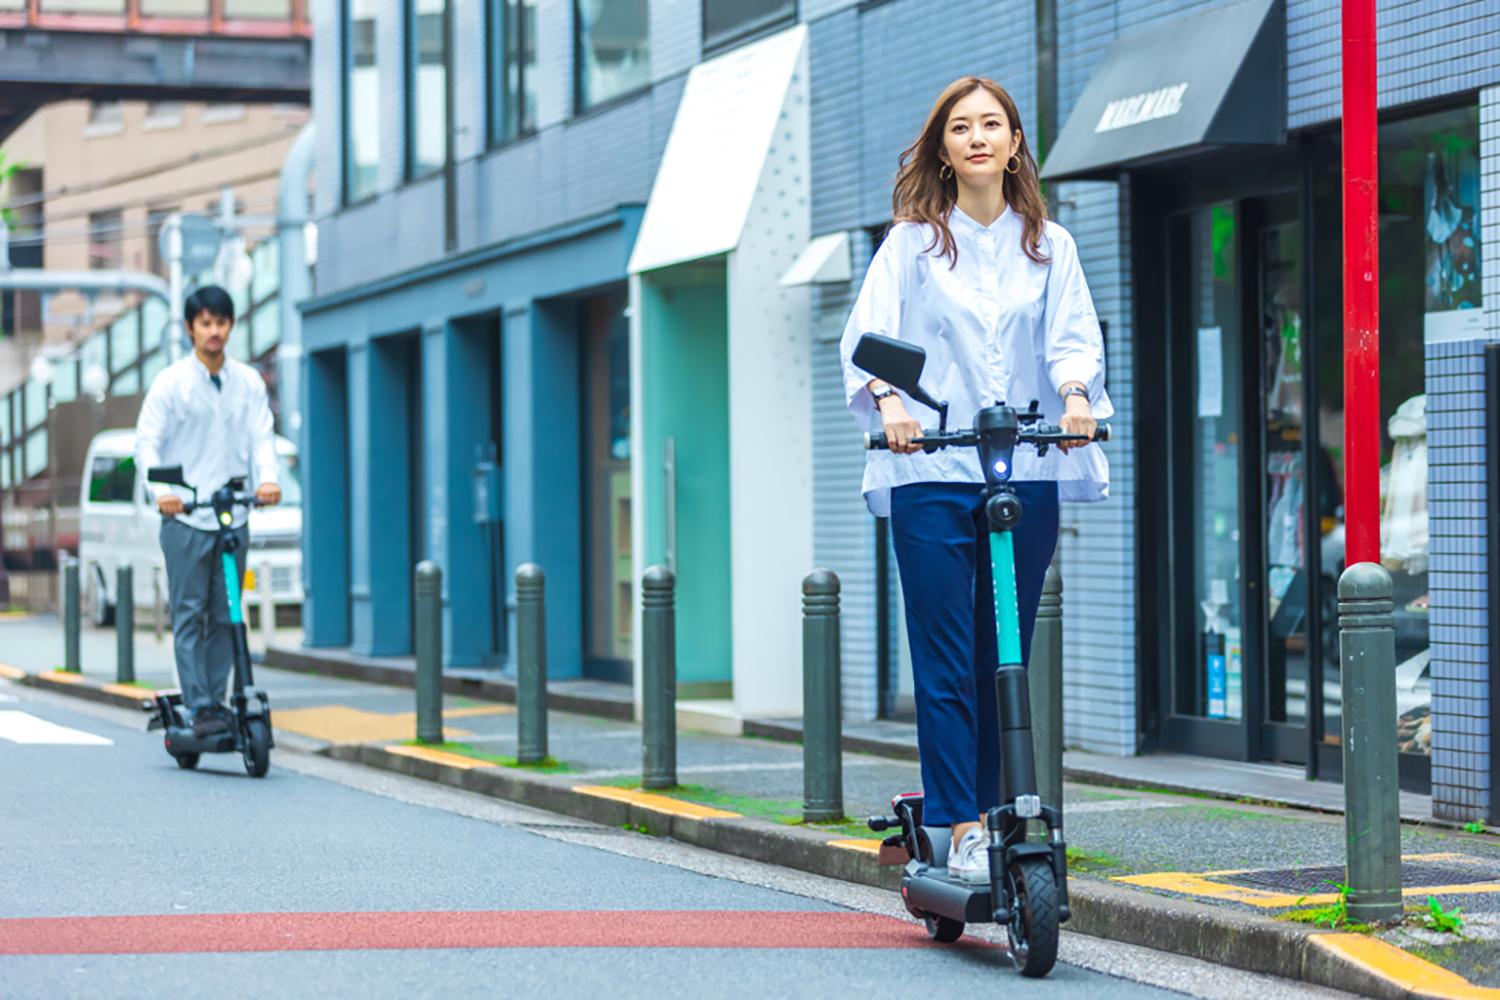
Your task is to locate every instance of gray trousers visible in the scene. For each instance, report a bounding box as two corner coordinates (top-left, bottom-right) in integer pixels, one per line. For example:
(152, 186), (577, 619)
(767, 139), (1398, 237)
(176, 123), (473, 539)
(160, 518), (248, 711)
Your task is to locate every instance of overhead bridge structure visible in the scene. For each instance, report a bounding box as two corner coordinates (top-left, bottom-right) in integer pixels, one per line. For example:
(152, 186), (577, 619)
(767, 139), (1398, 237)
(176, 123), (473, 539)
(0, 0), (310, 140)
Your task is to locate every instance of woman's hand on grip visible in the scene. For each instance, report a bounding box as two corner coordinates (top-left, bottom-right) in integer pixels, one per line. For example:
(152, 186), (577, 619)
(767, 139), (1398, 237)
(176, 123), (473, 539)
(878, 396), (925, 455)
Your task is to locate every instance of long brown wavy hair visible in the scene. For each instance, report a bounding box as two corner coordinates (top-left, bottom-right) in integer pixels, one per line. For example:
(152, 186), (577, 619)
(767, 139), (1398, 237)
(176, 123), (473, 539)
(892, 77), (1050, 267)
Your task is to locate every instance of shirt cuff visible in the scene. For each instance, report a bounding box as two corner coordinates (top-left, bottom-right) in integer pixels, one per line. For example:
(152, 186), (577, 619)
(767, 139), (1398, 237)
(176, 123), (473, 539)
(1049, 357), (1102, 401)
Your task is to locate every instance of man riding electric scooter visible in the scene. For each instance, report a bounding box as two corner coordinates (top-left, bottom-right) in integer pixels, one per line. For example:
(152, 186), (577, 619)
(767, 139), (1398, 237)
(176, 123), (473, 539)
(135, 285), (281, 742)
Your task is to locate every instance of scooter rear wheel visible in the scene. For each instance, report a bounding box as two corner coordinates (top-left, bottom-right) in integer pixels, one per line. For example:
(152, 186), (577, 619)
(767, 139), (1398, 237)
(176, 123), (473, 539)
(242, 718), (271, 778)
(923, 914), (965, 943)
(175, 752), (200, 770)
(1006, 856), (1059, 977)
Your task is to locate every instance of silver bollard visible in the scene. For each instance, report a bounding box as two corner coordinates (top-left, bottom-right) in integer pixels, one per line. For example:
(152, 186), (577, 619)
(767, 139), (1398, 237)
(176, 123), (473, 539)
(802, 569), (843, 822)
(515, 564), (548, 764)
(414, 561), (444, 744)
(116, 564), (135, 684)
(1339, 561), (1403, 923)
(1031, 565), (1064, 813)
(153, 570), (164, 643)
(62, 556), (80, 672)
(642, 566), (677, 790)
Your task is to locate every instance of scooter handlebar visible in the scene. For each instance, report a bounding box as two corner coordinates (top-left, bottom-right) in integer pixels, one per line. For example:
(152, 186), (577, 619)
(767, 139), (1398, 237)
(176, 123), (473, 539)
(865, 423), (1110, 451)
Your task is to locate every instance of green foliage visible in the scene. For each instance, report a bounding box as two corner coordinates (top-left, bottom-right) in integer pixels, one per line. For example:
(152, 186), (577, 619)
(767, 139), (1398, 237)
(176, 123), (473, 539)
(0, 151), (26, 229)
(1463, 821), (1487, 834)
(621, 822), (653, 835)
(1278, 880), (1371, 933)
(399, 740), (573, 773)
(1065, 847), (1122, 873)
(1423, 896), (1464, 936)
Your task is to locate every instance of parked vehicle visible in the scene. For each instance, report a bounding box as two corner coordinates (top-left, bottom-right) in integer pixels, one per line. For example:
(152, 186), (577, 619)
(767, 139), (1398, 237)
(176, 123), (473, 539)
(77, 428), (303, 628)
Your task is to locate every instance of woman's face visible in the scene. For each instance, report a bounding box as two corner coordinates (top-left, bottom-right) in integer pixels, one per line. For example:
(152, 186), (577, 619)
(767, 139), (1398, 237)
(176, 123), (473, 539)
(940, 89), (1021, 187)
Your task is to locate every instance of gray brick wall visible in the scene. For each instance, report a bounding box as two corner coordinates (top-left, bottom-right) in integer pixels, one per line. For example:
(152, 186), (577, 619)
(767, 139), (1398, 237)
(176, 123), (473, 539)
(312, 0), (342, 221)
(1427, 339), (1492, 821)
(1289, 0), (1500, 130)
(650, 0), (700, 82)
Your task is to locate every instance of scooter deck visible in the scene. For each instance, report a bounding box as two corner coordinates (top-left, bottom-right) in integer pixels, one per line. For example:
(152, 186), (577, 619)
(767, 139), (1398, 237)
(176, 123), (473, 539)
(164, 726), (237, 755)
(904, 862), (995, 923)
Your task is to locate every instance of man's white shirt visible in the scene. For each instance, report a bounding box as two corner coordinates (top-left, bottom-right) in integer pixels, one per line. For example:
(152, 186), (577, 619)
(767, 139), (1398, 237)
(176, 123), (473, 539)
(135, 354), (279, 532)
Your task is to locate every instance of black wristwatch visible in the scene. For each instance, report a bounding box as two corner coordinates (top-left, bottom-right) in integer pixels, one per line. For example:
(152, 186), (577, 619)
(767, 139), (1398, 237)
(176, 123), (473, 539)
(1061, 384), (1090, 402)
(871, 385), (898, 408)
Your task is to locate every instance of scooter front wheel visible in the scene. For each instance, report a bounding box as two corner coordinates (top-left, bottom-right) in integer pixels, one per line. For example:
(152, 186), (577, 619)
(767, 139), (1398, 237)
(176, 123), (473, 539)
(1006, 857), (1059, 977)
(174, 752), (200, 770)
(242, 718), (271, 778)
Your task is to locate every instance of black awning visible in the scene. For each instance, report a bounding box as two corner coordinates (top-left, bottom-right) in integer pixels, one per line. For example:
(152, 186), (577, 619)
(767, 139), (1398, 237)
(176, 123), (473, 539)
(1040, 0), (1284, 182)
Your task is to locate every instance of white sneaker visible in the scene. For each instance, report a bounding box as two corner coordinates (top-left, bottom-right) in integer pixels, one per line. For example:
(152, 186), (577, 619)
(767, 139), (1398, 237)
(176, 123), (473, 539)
(947, 829), (990, 883)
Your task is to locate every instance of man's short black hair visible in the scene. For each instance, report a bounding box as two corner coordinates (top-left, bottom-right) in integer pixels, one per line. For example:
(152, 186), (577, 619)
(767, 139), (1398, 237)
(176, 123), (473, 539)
(184, 285), (235, 326)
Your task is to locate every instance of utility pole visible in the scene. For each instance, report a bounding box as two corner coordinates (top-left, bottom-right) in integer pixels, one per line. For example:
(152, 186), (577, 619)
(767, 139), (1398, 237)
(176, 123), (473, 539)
(1342, 0), (1379, 566)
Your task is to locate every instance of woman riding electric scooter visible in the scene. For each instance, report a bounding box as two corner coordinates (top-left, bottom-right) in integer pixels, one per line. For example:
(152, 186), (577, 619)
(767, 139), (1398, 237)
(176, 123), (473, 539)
(839, 75), (1111, 930)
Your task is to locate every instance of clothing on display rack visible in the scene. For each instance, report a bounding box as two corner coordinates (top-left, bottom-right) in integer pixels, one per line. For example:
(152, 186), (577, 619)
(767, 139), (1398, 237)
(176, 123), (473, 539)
(1382, 394), (1428, 575)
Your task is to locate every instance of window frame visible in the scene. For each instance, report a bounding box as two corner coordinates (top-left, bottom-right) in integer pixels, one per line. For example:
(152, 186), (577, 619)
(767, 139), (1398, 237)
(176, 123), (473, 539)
(341, 0), (381, 205)
(572, 0), (651, 115)
(404, 0), (449, 182)
(700, 0), (796, 55)
(487, 0), (537, 147)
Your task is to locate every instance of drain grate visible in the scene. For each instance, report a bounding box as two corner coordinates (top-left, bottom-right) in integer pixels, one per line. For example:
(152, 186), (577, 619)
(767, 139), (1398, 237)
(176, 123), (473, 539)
(1220, 861), (1500, 895)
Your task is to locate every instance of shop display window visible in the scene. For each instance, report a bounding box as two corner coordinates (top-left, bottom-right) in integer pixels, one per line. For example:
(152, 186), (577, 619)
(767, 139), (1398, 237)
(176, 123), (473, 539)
(1310, 104), (1481, 758)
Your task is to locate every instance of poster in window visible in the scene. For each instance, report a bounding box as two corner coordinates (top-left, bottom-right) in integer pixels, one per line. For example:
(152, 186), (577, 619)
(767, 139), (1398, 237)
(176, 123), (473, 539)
(1422, 135), (1482, 343)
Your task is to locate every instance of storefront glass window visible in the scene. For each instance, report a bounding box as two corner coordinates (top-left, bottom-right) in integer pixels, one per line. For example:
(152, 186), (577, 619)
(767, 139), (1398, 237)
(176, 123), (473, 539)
(344, 0), (382, 203)
(702, 0), (796, 51)
(407, 0), (448, 178)
(574, 0), (649, 110)
(1312, 104), (1481, 758)
(581, 290), (633, 677)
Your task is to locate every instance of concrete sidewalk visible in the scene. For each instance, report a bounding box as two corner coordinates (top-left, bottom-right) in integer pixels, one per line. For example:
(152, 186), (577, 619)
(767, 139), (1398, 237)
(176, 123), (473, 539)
(5, 612), (1498, 997)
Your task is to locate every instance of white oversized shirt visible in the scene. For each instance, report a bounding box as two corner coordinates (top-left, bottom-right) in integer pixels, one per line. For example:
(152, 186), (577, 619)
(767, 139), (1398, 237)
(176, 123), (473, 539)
(135, 354), (279, 532)
(840, 206), (1113, 517)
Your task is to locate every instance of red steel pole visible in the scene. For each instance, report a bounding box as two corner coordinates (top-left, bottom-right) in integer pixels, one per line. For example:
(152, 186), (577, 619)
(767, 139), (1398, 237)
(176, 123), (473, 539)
(1342, 0), (1380, 567)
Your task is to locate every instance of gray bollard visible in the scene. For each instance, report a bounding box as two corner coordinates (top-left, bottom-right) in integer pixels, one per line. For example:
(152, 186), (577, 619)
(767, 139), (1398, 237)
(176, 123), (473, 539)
(62, 556), (80, 672)
(1339, 562), (1403, 923)
(116, 564), (135, 684)
(414, 561), (444, 745)
(515, 563), (548, 764)
(803, 569), (844, 822)
(1031, 564), (1064, 814)
(642, 565), (677, 790)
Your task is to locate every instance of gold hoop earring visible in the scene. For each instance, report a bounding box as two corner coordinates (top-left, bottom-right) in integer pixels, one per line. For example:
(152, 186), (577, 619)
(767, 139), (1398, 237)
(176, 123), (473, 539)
(939, 163), (954, 181)
(1006, 155), (1021, 175)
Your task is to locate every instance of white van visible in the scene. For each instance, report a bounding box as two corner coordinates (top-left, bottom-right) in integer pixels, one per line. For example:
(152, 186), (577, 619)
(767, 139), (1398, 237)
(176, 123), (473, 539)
(77, 428), (304, 628)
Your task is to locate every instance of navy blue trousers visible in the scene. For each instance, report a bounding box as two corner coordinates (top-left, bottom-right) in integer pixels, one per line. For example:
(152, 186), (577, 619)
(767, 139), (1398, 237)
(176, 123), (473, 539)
(889, 481), (1060, 827)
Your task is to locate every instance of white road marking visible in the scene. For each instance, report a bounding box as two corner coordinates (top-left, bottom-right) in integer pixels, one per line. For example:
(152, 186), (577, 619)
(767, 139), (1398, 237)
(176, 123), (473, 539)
(0, 692), (16, 703)
(0, 710), (114, 745)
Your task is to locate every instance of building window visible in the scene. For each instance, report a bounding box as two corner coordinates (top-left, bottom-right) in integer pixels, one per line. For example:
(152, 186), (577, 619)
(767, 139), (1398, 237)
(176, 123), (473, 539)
(574, 0), (649, 111)
(88, 210), (123, 271)
(489, 0), (536, 143)
(406, 0), (448, 179)
(84, 101), (125, 137)
(344, 0), (382, 203)
(144, 102), (185, 129)
(702, 0), (795, 52)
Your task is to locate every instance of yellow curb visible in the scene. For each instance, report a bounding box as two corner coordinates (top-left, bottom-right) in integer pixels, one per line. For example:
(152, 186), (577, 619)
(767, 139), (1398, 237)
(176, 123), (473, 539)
(38, 670), (85, 685)
(1115, 853), (1500, 909)
(572, 785), (741, 820)
(384, 744), (498, 770)
(1314, 933), (1500, 999)
(272, 705), (473, 744)
(445, 705), (514, 718)
(829, 839), (883, 855)
(101, 683), (156, 699)
(0, 663), (26, 680)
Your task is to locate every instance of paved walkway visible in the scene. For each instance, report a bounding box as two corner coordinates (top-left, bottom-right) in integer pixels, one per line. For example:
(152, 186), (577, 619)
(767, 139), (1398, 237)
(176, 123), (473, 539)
(4, 612), (1497, 992)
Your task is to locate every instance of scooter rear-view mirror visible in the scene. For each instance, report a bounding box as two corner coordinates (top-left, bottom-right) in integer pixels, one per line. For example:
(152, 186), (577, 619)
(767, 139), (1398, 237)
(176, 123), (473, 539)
(852, 333), (948, 426)
(147, 465), (187, 487)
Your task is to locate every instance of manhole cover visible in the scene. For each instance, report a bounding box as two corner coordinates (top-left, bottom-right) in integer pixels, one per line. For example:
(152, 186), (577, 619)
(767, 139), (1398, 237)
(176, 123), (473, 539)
(1221, 861), (1500, 895)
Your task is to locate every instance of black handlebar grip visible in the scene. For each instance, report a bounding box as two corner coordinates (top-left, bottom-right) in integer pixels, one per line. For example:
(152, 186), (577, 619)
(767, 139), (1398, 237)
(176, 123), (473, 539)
(1095, 424), (1111, 443)
(865, 432), (889, 451)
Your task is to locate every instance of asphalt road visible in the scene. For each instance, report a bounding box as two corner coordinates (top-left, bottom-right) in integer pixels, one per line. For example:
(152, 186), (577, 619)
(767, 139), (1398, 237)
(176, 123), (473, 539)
(0, 680), (1353, 1000)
